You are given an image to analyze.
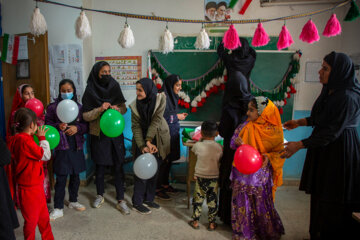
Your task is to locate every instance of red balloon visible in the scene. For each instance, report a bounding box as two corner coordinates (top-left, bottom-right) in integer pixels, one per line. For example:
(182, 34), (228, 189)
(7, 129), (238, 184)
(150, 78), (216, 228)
(234, 144), (262, 174)
(24, 98), (44, 117)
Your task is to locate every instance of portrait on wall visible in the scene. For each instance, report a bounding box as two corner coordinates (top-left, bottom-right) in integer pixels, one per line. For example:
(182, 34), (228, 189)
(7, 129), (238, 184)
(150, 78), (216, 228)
(204, 0), (231, 22)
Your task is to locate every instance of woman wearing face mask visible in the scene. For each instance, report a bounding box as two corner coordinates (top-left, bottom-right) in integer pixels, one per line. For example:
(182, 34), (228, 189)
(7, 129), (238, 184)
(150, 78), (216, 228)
(82, 61), (130, 214)
(156, 74), (187, 200)
(45, 79), (88, 220)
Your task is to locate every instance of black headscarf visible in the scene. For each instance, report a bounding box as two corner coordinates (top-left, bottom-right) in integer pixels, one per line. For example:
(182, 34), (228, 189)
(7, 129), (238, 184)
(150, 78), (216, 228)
(217, 37), (257, 80)
(311, 52), (360, 118)
(136, 78), (158, 133)
(57, 79), (78, 103)
(82, 61), (126, 112)
(163, 74), (180, 116)
(0, 138), (11, 167)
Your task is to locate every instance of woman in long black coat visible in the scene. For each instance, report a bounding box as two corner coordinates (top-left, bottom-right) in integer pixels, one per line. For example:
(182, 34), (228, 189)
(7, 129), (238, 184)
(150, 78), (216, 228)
(217, 38), (256, 225)
(0, 138), (19, 240)
(282, 52), (360, 239)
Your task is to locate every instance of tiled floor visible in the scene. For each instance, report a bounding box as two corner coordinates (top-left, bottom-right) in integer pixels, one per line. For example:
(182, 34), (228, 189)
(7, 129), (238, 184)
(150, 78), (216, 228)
(14, 179), (310, 240)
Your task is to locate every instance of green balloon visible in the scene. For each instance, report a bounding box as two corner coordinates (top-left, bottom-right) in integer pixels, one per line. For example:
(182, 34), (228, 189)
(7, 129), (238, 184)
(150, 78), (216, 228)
(33, 135), (39, 146)
(44, 125), (60, 149)
(100, 109), (125, 138)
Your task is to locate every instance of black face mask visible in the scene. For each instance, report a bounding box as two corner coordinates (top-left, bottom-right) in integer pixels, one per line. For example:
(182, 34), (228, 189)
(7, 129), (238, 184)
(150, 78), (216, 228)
(99, 74), (111, 86)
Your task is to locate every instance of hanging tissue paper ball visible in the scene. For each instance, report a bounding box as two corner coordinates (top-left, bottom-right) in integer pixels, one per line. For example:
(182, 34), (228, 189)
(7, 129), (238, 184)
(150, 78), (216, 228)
(75, 10), (92, 40)
(234, 144), (262, 174)
(118, 24), (135, 48)
(100, 109), (125, 138)
(29, 7), (47, 36)
(56, 99), (79, 123)
(133, 153), (158, 180)
(25, 98), (44, 117)
(44, 125), (60, 150)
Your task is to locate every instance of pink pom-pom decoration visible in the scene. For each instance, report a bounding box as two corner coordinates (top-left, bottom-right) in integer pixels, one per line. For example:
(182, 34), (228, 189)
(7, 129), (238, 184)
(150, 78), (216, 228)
(252, 23), (270, 47)
(223, 25), (241, 50)
(299, 19), (320, 44)
(277, 25), (294, 50)
(323, 14), (342, 37)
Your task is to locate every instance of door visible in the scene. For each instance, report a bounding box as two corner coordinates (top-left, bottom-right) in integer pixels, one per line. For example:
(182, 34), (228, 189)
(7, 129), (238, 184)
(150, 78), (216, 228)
(1, 32), (50, 131)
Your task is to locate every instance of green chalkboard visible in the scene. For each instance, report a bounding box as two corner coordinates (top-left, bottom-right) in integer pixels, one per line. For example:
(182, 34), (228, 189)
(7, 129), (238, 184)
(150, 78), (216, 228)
(151, 38), (295, 124)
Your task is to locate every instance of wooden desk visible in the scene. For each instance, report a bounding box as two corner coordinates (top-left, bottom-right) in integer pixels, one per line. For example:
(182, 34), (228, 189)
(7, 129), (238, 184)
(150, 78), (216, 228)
(183, 141), (197, 209)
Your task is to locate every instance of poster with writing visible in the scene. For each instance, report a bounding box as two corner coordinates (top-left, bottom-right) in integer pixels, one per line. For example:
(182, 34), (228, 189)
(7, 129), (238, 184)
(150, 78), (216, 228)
(95, 56), (142, 88)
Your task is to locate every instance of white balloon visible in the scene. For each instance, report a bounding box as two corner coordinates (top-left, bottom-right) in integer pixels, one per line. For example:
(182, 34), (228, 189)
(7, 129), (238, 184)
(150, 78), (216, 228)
(56, 99), (79, 123)
(133, 153), (158, 180)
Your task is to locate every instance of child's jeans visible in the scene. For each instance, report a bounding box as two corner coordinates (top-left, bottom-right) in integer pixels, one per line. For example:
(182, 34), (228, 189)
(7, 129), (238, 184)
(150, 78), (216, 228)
(19, 184), (54, 240)
(192, 177), (219, 223)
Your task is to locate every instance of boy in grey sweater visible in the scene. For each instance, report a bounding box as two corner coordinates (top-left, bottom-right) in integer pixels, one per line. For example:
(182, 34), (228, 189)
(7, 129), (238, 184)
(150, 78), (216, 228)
(189, 121), (223, 231)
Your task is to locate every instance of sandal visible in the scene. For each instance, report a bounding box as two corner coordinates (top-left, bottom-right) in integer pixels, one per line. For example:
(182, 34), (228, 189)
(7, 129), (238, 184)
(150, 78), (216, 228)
(188, 220), (200, 230)
(207, 222), (218, 231)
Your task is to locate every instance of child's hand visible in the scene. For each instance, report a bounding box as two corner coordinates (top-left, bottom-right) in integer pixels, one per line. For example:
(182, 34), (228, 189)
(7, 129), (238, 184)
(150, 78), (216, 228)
(146, 141), (158, 153)
(100, 102), (111, 112)
(65, 125), (78, 136)
(37, 125), (48, 137)
(235, 137), (243, 146)
(261, 154), (269, 168)
(142, 146), (150, 154)
(59, 123), (67, 131)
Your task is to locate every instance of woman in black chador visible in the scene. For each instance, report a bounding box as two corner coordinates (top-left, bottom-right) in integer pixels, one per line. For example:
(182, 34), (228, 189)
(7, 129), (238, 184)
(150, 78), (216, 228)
(282, 52), (360, 239)
(217, 38), (256, 225)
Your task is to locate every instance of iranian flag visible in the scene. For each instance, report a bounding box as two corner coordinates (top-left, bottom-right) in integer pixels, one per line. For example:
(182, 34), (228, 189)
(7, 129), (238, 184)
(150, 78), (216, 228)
(1, 33), (20, 65)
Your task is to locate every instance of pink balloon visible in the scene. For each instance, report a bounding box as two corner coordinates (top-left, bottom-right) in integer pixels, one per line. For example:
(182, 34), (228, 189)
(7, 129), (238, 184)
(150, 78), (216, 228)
(234, 144), (262, 174)
(25, 98), (44, 117)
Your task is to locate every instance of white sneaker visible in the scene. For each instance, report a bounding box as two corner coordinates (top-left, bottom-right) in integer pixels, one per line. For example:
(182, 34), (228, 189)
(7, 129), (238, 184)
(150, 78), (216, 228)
(49, 208), (63, 221)
(93, 195), (104, 208)
(68, 202), (86, 211)
(116, 200), (130, 215)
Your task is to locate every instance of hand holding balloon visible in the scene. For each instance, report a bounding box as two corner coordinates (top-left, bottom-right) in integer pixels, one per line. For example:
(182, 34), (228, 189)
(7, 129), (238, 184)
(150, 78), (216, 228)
(36, 125), (48, 137)
(142, 146), (150, 154)
(65, 125), (78, 136)
(234, 137), (243, 147)
(261, 154), (269, 168)
(100, 102), (111, 112)
(59, 123), (67, 131)
(146, 141), (158, 153)
(110, 105), (120, 111)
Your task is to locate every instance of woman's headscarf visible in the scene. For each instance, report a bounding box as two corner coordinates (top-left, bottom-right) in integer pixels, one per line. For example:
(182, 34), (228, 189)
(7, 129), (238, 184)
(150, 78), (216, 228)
(163, 74), (180, 116)
(82, 61), (126, 112)
(217, 37), (257, 80)
(238, 97), (285, 198)
(311, 52), (360, 119)
(136, 78), (158, 133)
(6, 84), (30, 139)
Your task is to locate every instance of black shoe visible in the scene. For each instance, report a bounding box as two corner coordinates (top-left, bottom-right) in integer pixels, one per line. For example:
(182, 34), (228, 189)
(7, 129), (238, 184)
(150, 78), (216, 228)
(143, 201), (161, 209)
(155, 190), (172, 201)
(132, 204), (152, 215)
(164, 185), (179, 195)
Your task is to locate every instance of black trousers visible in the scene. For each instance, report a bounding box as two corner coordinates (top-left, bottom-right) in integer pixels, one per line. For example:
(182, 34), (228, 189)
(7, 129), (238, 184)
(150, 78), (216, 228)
(156, 158), (171, 188)
(96, 161), (125, 201)
(132, 156), (161, 206)
(54, 174), (80, 209)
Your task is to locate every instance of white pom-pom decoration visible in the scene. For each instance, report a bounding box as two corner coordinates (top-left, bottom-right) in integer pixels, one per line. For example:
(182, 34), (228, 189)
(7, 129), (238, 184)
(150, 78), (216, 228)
(280, 100), (285, 107)
(219, 76), (225, 84)
(194, 28), (210, 50)
(223, 69), (227, 75)
(155, 77), (163, 85)
(184, 96), (190, 103)
(75, 10), (92, 40)
(195, 95), (202, 102)
(293, 53), (300, 61)
(214, 78), (221, 86)
(178, 91), (185, 99)
(205, 84), (211, 91)
(118, 24), (135, 48)
(30, 7), (47, 36)
(160, 28), (174, 54)
(191, 100), (198, 107)
(287, 87), (291, 92)
(201, 91), (207, 98)
(284, 93), (288, 98)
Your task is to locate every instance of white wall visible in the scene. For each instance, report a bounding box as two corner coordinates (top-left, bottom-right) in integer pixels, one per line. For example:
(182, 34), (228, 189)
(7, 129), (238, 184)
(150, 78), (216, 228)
(2, 0), (360, 109)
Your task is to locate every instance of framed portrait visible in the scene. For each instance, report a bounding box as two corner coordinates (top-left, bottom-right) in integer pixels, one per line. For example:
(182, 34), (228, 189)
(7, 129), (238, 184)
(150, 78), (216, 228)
(16, 59), (30, 79)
